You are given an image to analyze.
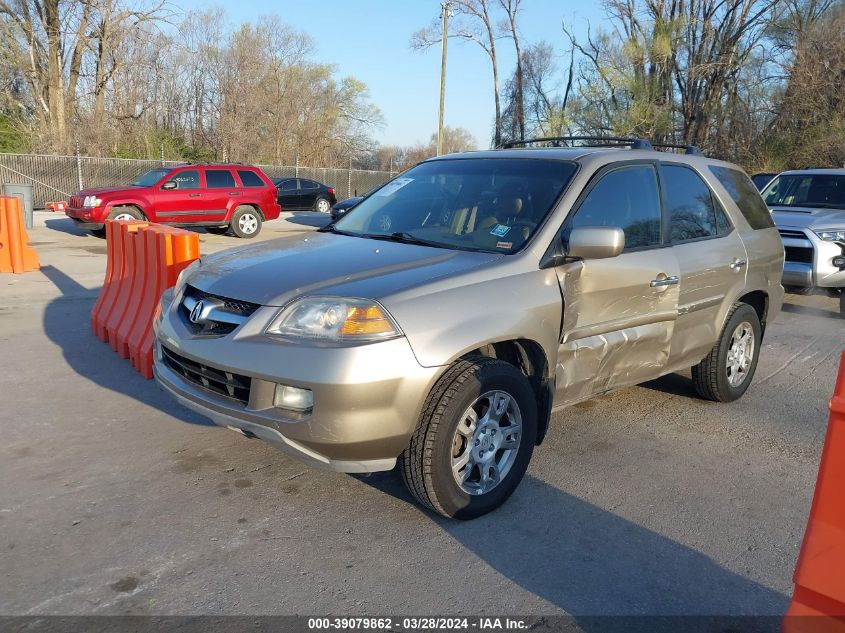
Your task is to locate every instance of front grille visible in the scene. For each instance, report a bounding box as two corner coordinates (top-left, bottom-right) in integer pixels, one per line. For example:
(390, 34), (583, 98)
(784, 246), (814, 264)
(778, 229), (808, 240)
(180, 285), (260, 336)
(70, 195), (82, 208)
(185, 285), (260, 316)
(162, 346), (251, 405)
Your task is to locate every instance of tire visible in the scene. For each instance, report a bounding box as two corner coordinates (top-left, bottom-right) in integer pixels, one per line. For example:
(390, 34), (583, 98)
(400, 357), (537, 520)
(314, 197), (331, 213)
(230, 206), (262, 239)
(205, 226), (230, 235)
(107, 206), (144, 222)
(691, 303), (762, 402)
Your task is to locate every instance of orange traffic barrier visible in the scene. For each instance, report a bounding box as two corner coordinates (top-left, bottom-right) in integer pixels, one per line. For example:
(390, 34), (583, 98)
(784, 350), (845, 633)
(90, 220), (199, 379)
(45, 201), (67, 212)
(0, 196), (39, 274)
(128, 226), (199, 378)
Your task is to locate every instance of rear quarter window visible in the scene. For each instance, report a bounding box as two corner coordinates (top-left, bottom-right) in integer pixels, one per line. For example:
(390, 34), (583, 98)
(709, 166), (775, 230)
(205, 169), (236, 189)
(237, 170), (265, 187)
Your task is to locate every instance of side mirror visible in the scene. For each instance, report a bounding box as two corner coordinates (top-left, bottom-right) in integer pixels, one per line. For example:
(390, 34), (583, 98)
(567, 226), (625, 260)
(161, 180), (177, 190)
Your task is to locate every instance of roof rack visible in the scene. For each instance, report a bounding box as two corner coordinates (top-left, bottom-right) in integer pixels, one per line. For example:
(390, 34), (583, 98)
(650, 143), (704, 156)
(497, 136), (653, 150)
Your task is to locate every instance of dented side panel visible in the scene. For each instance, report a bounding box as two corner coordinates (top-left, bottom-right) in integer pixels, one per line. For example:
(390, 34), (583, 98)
(553, 248), (680, 405)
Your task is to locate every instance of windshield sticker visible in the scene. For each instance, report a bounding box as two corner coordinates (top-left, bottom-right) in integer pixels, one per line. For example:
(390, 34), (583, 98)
(374, 177), (414, 197)
(496, 241), (513, 249)
(490, 224), (511, 238)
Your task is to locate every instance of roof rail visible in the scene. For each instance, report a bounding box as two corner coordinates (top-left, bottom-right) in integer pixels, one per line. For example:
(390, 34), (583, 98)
(497, 136), (653, 150)
(650, 143), (704, 156)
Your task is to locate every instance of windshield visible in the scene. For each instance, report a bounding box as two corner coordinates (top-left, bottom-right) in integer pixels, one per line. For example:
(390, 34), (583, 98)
(332, 158), (577, 253)
(762, 173), (845, 210)
(131, 168), (172, 187)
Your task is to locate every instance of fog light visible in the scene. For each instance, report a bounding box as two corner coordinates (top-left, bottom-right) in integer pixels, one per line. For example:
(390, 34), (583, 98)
(833, 256), (845, 269)
(273, 384), (313, 411)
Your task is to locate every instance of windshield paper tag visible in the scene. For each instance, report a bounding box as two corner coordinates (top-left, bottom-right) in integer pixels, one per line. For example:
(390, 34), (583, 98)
(490, 224), (511, 237)
(374, 177), (413, 197)
(496, 241), (513, 249)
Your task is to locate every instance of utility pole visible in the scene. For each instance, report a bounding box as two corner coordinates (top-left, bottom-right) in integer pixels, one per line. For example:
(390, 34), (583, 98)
(436, 2), (452, 156)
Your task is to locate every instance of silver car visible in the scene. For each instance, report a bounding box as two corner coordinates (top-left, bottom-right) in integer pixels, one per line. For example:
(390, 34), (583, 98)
(763, 169), (845, 314)
(154, 139), (784, 519)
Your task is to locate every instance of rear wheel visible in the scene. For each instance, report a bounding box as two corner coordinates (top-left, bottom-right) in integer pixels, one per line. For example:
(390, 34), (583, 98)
(230, 206), (262, 238)
(691, 303), (762, 402)
(400, 357), (537, 520)
(315, 197), (331, 213)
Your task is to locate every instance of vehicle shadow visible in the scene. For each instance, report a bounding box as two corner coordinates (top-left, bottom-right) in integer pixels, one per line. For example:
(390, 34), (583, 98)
(39, 264), (214, 427)
(638, 372), (700, 398)
(44, 216), (93, 237)
(357, 471), (787, 626)
(780, 301), (842, 320)
(283, 211), (332, 228)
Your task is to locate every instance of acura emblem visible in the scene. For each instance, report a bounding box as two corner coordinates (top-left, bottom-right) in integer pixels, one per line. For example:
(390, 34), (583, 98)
(189, 300), (205, 324)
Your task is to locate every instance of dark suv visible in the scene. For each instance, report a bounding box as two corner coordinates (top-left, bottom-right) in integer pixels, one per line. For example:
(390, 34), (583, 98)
(66, 164), (282, 238)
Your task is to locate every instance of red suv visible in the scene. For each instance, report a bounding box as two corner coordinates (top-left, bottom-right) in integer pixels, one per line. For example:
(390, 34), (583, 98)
(65, 164), (282, 238)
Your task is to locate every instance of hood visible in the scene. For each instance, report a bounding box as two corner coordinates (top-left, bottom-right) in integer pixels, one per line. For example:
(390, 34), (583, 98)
(76, 184), (144, 196)
(188, 231), (502, 306)
(771, 206), (845, 230)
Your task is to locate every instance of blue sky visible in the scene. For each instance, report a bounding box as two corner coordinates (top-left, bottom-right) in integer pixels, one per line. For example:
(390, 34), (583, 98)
(178, 1), (606, 149)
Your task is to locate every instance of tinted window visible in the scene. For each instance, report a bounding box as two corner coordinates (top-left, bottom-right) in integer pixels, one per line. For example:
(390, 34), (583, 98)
(278, 179), (297, 191)
(168, 170), (200, 190)
(661, 165), (720, 241)
(299, 179), (317, 189)
(710, 165), (776, 229)
(205, 169), (236, 189)
(569, 165), (661, 249)
(131, 168), (171, 187)
(761, 173), (845, 211)
(334, 158), (577, 254)
(237, 170), (264, 187)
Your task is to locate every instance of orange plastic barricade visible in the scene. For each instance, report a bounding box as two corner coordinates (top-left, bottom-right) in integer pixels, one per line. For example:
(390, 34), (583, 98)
(45, 201), (67, 212)
(127, 226), (199, 378)
(90, 220), (199, 379)
(784, 350), (845, 633)
(103, 221), (148, 349)
(0, 196), (39, 274)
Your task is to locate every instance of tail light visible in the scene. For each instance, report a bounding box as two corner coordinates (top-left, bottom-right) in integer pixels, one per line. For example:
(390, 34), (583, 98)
(327, 188), (335, 196)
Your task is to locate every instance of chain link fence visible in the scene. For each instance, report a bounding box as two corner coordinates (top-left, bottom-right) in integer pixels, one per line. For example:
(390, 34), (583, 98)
(0, 153), (395, 209)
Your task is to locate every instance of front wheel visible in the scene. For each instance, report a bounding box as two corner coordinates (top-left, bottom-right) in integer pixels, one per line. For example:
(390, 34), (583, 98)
(691, 303), (762, 402)
(400, 357), (537, 520)
(230, 206), (262, 238)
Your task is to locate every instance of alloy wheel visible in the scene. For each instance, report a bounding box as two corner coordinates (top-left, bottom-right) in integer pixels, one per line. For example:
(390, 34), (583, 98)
(726, 321), (755, 387)
(451, 390), (522, 495)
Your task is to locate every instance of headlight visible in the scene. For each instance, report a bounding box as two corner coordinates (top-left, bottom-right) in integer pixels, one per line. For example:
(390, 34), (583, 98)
(813, 229), (845, 242)
(83, 196), (102, 208)
(173, 259), (201, 296)
(266, 296), (402, 342)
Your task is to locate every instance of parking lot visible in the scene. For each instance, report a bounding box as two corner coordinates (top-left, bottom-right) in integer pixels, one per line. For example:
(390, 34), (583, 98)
(1, 212), (843, 617)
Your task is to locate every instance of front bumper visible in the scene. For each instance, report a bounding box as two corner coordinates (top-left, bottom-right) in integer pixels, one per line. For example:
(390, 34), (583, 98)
(779, 228), (845, 289)
(66, 206), (105, 229)
(153, 298), (442, 473)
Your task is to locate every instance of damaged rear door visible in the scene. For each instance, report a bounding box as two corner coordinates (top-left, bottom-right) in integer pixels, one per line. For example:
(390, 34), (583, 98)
(553, 162), (680, 405)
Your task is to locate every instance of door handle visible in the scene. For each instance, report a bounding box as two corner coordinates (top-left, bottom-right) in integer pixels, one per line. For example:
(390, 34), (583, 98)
(729, 259), (747, 270)
(188, 193), (201, 197)
(229, 192), (241, 196)
(650, 275), (679, 287)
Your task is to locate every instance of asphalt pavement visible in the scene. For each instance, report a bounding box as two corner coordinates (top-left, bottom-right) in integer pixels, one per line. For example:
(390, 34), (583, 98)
(1, 212), (843, 618)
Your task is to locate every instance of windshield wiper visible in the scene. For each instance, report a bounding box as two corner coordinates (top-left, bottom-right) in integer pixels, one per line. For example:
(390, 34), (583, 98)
(363, 232), (449, 249)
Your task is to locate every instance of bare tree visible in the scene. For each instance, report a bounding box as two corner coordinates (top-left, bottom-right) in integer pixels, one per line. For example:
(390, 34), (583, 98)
(412, 0), (503, 147)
